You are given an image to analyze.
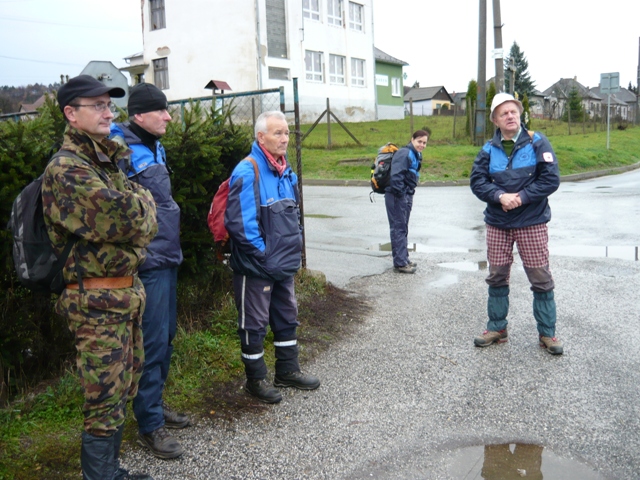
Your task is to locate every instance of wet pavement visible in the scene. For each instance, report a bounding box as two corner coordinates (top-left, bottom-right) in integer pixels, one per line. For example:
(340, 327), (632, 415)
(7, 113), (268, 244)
(124, 169), (639, 479)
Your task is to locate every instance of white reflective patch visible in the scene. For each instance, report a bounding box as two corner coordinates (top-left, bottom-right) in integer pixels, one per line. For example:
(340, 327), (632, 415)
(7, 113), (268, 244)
(273, 340), (297, 347)
(263, 286), (271, 292)
(543, 152), (554, 163)
(241, 351), (264, 360)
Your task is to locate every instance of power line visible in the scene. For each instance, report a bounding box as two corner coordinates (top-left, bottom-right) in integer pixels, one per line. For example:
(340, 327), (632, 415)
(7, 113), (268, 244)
(0, 54), (84, 67)
(0, 15), (139, 33)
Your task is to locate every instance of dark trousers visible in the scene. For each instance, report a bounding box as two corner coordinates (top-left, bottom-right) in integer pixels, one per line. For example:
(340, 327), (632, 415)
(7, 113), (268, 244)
(385, 191), (413, 267)
(233, 274), (300, 379)
(133, 266), (178, 435)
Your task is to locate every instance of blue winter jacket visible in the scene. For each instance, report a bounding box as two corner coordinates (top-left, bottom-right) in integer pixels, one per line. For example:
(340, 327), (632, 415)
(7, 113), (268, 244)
(225, 142), (302, 281)
(470, 124), (560, 229)
(387, 142), (421, 196)
(110, 122), (183, 271)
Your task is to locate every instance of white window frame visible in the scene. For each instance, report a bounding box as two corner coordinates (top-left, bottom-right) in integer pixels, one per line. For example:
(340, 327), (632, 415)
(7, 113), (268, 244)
(303, 0), (320, 21)
(351, 58), (365, 87)
(327, 0), (343, 26)
(153, 57), (169, 90)
(305, 50), (324, 83)
(348, 2), (364, 31)
(391, 77), (401, 97)
(329, 54), (346, 85)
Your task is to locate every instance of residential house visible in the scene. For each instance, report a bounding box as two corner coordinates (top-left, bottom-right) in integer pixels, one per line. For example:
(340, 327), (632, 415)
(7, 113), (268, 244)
(18, 94), (46, 113)
(450, 91), (466, 113)
(589, 85), (637, 122)
(527, 89), (545, 119)
(132, 0), (378, 122)
(403, 86), (453, 116)
(374, 47), (408, 120)
(540, 77), (599, 120)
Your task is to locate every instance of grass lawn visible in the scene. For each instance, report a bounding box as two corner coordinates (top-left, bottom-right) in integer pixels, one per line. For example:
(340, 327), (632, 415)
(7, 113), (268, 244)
(294, 116), (639, 181)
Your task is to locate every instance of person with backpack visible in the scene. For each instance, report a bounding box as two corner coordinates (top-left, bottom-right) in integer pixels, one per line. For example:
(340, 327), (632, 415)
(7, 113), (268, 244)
(110, 83), (190, 461)
(470, 93), (563, 355)
(385, 129), (430, 274)
(43, 75), (158, 480)
(225, 110), (320, 404)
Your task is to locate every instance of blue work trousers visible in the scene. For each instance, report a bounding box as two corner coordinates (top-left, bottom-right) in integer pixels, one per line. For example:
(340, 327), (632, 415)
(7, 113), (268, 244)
(133, 266), (178, 435)
(385, 192), (414, 268)
(233, 274), (300, 379)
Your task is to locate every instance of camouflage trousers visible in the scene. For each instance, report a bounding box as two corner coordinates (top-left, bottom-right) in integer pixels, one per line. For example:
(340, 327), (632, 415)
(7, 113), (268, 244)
(59, 281), (146, 437)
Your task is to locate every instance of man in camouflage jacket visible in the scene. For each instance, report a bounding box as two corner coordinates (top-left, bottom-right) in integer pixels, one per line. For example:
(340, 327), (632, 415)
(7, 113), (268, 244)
(44, 75), (158, 480)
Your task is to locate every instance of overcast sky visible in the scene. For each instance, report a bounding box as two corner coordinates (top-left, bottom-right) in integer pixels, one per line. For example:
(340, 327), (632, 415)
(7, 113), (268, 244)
(1, 0), (639, 94)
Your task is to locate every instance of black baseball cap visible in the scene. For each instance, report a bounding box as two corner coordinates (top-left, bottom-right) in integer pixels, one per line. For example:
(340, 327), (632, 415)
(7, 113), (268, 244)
(57, 75), (125, 111)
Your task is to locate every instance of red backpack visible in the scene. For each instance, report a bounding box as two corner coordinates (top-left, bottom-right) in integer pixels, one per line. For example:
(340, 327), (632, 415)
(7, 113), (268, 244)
(207, 157), (259, 249)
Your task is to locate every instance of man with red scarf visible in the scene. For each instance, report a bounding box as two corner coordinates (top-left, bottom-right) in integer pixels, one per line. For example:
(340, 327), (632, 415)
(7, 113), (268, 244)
(224, 111), (320, 404)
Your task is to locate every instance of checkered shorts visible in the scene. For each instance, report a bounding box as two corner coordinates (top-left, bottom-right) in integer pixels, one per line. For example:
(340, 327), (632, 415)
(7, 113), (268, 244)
(486, 223), (550, 268)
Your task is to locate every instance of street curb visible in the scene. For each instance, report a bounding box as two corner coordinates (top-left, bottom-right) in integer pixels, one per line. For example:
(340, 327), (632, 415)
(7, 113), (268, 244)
(301, 161), (640, 187)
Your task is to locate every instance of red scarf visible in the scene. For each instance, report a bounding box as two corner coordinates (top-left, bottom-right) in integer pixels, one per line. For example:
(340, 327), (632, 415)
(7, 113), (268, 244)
(259, 145), (287, 177)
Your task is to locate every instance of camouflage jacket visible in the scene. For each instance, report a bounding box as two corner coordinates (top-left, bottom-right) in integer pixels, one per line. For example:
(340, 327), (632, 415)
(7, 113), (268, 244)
(42, 127), (158, 320)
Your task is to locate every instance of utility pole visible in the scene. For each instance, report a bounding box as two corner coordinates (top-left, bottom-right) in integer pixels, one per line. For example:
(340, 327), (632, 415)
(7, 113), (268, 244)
(475, 0), (487, 146)
(492, 0), (504, 92)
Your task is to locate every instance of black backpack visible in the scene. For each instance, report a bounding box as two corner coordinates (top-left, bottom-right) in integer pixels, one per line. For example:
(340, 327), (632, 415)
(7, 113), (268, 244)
(7, 150), (82, 294)
(370, 143), (399, 198)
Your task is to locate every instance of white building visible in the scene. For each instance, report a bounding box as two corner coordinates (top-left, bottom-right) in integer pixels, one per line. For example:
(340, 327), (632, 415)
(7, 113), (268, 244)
(125, 0), (378, 122)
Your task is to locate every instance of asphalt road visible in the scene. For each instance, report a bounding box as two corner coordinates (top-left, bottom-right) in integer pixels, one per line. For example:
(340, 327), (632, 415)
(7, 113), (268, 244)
(123, 169), (640, 479)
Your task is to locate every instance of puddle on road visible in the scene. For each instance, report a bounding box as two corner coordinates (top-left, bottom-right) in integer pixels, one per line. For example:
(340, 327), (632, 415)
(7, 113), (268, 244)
(370, 242), (468, 254)
(447, 443), (605, 479)
(438, 261), (488, 271)
(551, 245), (638, 261)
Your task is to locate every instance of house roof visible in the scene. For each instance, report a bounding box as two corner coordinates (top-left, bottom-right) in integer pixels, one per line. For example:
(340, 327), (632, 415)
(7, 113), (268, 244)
(19, 94), (46, 113)
(404, 86), (451, 102)
(590, 86), (637, 104)
(374, 47), (408, 66)
(541, 78), (598, 99)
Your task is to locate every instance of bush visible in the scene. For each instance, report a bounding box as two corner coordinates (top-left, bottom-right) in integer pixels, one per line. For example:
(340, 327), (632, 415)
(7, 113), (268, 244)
(0, 98), (253, 404)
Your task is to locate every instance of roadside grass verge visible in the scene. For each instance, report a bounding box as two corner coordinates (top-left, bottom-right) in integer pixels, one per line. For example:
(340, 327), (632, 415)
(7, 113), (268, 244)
(0, 269), (369, 480)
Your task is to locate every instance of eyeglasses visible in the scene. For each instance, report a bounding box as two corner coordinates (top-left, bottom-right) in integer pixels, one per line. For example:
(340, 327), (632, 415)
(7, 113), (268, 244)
(70, 103), (117, 113)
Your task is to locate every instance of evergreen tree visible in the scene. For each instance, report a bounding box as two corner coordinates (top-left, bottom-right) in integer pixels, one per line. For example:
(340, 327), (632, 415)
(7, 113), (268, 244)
(485, 81), (497, 136)
(561, 87), (584, 122)
(465, 80), (478, 137)
(504, 42), (536, 99)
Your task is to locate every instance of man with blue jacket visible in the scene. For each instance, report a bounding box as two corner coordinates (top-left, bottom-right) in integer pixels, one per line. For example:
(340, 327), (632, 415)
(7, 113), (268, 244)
(225, 111), (320, 403)
(470, 93), (563, 355)
(111, 83), (190, 459)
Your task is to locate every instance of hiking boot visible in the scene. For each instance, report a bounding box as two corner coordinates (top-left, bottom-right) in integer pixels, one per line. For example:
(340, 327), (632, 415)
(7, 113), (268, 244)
(163, 401), (191, 429)
(246, 379), (283, 404)
(539, 336), (564, 355)
(115, 468), (154, 480)
(394, 264), (416, 274)
(137, 427), (183, 459)
(474, 329), (508, 347)
(274, 371), (321, 390)
(409, 261), (417, 268)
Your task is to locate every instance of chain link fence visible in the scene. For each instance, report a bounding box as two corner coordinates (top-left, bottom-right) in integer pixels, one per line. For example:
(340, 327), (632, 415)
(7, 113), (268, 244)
(168, 87), (284, 130)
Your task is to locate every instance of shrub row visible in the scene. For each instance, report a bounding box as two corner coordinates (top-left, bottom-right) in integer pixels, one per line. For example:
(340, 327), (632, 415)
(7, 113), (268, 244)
(0, 96), (253, 403)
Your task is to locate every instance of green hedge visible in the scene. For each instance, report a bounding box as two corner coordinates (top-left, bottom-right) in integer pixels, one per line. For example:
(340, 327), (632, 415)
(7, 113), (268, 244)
(0, 97), (253, 403)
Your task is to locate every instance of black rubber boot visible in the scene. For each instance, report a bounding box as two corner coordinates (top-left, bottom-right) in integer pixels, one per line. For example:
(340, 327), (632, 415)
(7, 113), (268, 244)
(81, 431), (117, 480)
(274, 337), (300, 377)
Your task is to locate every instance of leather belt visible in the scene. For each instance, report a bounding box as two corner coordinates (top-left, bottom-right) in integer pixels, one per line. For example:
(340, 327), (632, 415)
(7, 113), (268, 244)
(66, 276), (134, 290)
